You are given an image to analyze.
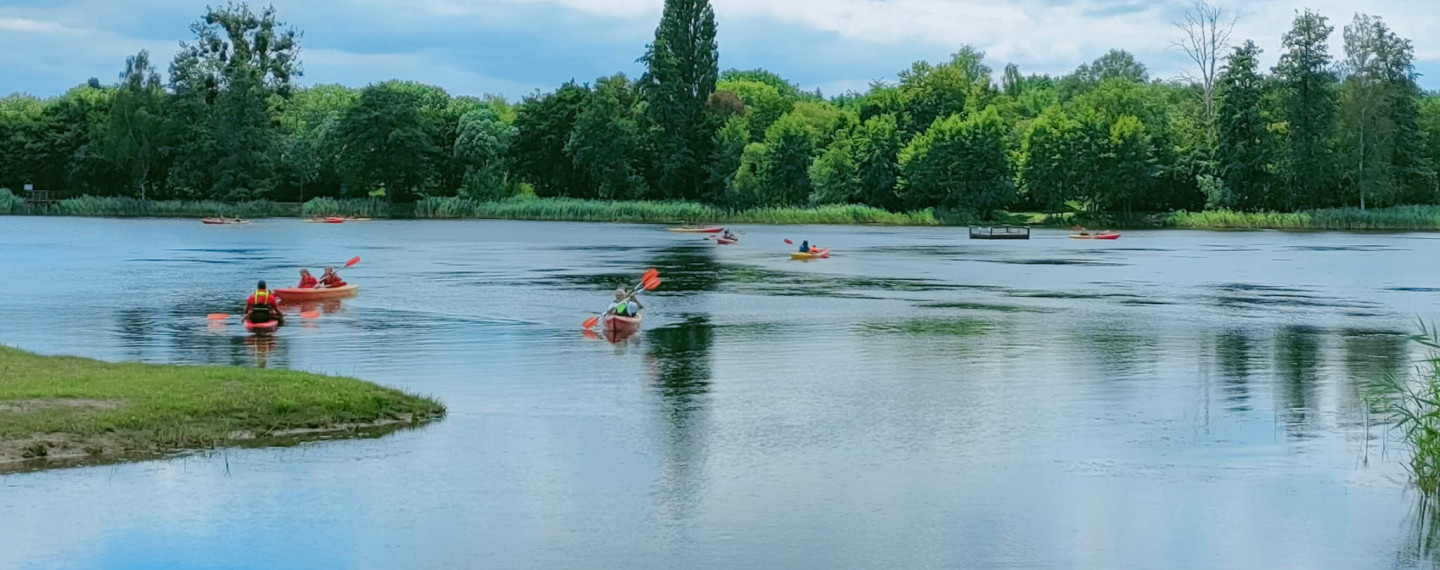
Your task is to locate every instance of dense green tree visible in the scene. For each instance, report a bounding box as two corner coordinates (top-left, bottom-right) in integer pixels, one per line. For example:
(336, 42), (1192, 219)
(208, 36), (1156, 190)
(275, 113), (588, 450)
(335, 81), (444, 200)
(276, 84), (358, 201)
(707, 116), (749, 200)
(809, 133), (859, 205)
(1422, 96), (1440, 203)
(103, 51), (166, 200)
(567, 75), (648, 199)
(753, 113), (816, 205)
(852, 114), (903, 210)
(1105, 115), (1155, 215)
(717, 79), (791, 141)
(640, 0), (720, 200)
(1074, 49), (1149, 84)
(1214, 41), (1274, 210)
(1337, 14), (1433, 208)
(512, 82), (591, 198)
(167, 2), (300, 199)
(1274, 9), (1337, 209)
(454, 106), (517, 200)
(1020, 107), (1107, 210)
(898, 108), (1014, 213)
(895, 60), (974, 138)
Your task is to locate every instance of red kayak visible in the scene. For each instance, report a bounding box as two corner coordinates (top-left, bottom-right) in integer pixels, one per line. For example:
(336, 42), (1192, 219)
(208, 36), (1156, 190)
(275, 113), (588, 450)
(603, 314), (642, 332)
(715, 237), (737, 245)
(243, 319), (280, 333)
(324, 217), (345, 224)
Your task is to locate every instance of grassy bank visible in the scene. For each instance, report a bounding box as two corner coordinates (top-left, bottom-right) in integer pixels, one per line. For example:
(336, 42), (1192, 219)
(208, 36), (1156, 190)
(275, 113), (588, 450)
(0, 346), (444, 470)
(414, 196), (940, 225)
(1162, 206), (1440, 230)
(11, 190), (1440, 230)
(43, 195), (298, 218)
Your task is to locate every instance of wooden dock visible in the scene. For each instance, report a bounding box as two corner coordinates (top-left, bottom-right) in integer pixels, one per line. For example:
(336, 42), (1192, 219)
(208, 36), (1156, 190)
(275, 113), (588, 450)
(968, 226), (1030, 240)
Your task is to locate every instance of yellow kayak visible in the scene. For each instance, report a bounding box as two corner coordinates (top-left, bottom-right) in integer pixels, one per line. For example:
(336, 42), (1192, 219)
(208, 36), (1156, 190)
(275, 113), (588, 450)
(790, 249), (831, 260)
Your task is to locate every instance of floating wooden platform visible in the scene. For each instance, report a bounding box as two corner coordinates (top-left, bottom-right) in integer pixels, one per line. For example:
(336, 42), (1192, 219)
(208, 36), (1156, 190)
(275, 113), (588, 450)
(968, 226), (1030, 240)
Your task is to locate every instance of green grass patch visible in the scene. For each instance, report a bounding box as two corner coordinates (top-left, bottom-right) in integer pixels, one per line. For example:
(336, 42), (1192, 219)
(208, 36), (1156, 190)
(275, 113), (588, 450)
(1164, 206), (1440, 230)
(414, 196), (940, 225)
(301, 197), (392, 218)
(0, 346), (444, 470)
(43, 195), (297, 218)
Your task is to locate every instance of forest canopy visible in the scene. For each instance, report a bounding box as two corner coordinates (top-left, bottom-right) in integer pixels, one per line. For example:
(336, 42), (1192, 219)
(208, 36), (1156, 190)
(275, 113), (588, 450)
(2, 2), (1437, 219)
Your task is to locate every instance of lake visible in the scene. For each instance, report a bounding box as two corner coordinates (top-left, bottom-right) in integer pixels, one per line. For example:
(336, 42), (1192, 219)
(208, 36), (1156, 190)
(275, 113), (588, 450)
(0, 217), (1436, 569)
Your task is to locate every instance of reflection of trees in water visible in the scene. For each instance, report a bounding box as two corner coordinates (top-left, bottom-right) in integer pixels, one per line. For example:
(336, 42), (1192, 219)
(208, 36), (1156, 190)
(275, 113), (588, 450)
(1214, 329), (1258, 412)
(643, 316), (714, 526)
(646, 246), (722, 294)
(1082, 331), (1159, 383)
(1274, 325), (1322, 437)
(1341, 330), (1407, 409)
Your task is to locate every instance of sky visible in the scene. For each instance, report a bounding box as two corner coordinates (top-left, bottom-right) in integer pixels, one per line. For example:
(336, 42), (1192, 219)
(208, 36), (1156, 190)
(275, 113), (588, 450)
(2, 0), (1438, 100)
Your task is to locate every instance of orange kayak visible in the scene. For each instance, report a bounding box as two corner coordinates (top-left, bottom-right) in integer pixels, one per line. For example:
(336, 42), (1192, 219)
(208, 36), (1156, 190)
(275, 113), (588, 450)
(274, 284), (358, 301)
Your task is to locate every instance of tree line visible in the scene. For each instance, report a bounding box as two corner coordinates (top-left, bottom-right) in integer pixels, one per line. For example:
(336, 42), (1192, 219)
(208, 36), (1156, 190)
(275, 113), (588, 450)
(2, 1), (1439, 217)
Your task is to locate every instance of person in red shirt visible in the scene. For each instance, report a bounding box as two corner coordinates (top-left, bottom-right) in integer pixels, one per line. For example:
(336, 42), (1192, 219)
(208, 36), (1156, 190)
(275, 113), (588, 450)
(244, 281), (284, 325)
(297, 269), (318, 289)
(318, 266), (347, 289)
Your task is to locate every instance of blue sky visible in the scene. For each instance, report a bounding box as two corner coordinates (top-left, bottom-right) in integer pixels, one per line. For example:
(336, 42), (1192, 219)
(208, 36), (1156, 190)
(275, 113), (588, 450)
(2, 0), (1438, 100)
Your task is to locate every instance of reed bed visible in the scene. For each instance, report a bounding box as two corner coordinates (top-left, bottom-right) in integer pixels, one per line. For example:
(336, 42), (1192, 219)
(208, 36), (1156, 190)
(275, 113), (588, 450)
(47, 196), (295, 218)
(301, 197), (390, 218)
(1165, 206), (1440, 230)
(0, 189), (24, 214)
(414, 196), (939, 225)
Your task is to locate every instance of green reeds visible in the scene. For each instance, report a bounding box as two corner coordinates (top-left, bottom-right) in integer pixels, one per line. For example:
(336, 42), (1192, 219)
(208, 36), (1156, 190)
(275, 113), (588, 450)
(1369, 324), (1440, 496)
(48, 196), (295, 218)
(414, 196), (939, 225)
(1165, 206), (1440, 230)
(301, 197), (390, 218)
(0, 188), (24, 214)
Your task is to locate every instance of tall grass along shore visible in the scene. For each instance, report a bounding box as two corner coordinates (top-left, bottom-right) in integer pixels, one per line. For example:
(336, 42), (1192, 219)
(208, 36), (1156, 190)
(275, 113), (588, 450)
(0, 346), (444, 470)
(10, 188), (1440, 230)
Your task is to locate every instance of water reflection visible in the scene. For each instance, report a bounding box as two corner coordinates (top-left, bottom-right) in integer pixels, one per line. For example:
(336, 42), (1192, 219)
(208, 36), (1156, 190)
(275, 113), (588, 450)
(1214, 329), (1258, 412)
(644, 317), (714, 526)
(1275, 325), (1323, 438)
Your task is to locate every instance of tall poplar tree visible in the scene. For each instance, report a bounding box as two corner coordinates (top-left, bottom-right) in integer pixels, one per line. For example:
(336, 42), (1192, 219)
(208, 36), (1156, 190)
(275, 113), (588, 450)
(640, 0), (719, 201)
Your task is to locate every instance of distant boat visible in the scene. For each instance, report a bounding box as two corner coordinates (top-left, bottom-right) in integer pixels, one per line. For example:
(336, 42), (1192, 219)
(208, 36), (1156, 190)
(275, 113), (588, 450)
(201, 217), (249, 225)
(969, 226), (1030, 240)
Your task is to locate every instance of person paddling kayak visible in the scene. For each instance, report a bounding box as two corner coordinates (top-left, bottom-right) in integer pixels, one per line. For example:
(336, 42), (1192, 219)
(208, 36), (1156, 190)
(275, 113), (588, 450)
(607, 286), (643, 317)
(244, 281), (284, 327)
(317, 266), (347, 289)
(297, 269), (319, 289)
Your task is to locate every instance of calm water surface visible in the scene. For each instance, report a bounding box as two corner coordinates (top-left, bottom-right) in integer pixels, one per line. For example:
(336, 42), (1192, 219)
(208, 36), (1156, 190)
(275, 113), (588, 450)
(1, 217), (1438, 569)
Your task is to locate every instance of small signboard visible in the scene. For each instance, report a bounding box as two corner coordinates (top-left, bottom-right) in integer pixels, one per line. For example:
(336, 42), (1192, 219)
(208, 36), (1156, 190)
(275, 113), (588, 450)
(23, 184), (33, 191)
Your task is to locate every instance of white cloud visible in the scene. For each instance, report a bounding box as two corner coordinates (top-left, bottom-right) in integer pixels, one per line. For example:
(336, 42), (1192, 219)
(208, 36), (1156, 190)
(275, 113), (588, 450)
(0, 17), (74, 34)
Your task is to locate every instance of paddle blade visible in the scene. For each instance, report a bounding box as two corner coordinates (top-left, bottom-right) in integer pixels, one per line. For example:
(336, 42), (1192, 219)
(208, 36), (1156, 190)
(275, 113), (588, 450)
(582, 316), (601, 330)
(345, 256), (361, 268)
(207, 314), (229, 321)
(643, 277), (662, 290)
(643, 268), (658, 280)
(300, 311), (321, 319)
(784, 239), (793, 244)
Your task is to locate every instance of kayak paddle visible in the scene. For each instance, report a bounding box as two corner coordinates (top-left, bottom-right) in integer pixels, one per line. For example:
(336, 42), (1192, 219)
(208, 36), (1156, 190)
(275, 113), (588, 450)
(583, 269), (659, 330)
